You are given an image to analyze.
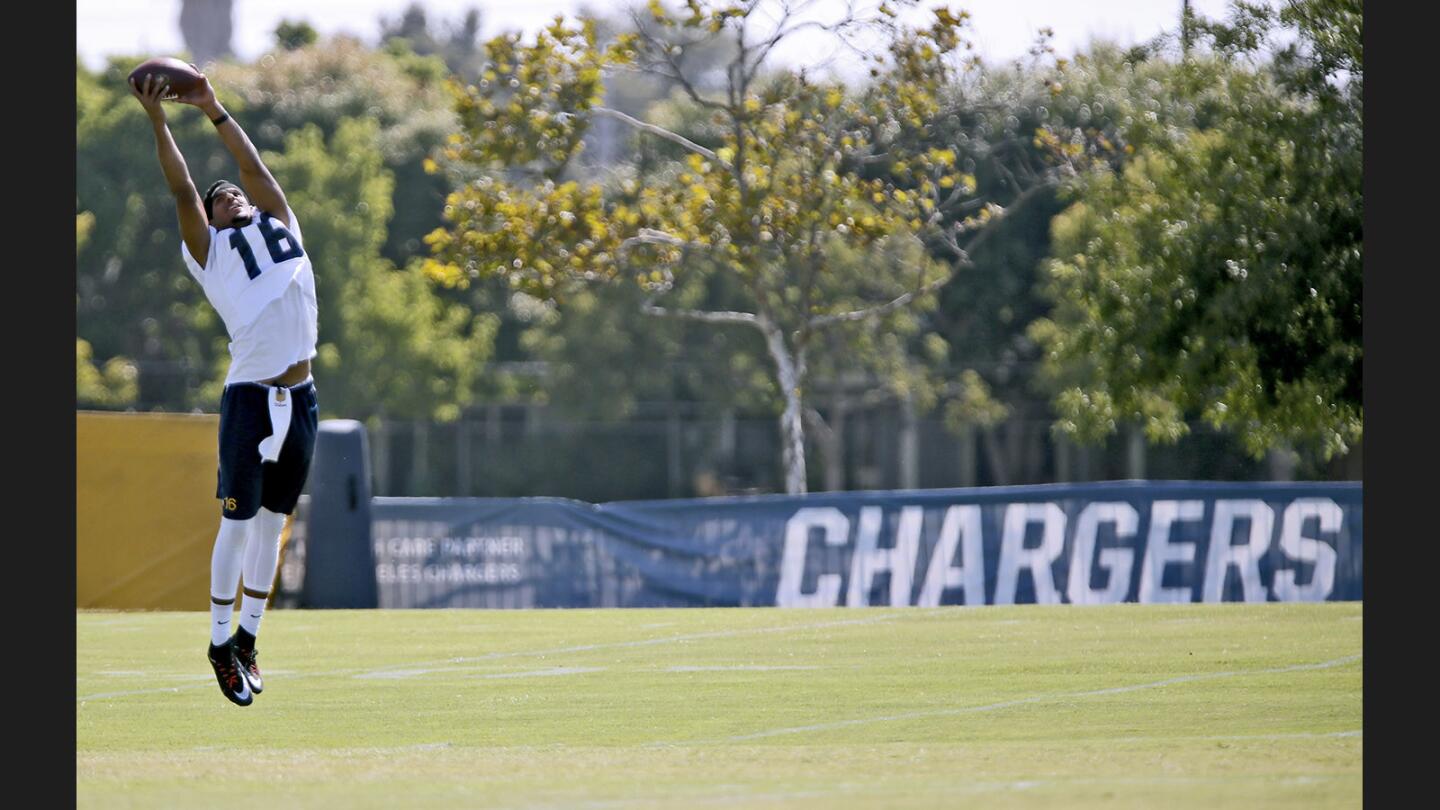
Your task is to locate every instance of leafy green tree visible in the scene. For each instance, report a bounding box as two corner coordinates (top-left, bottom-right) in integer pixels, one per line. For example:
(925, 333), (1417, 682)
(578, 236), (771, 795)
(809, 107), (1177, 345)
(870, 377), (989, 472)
(248, 118), (497, 421)
(205, 36), (457, 265)
(510, 6), (787, 426)
(379, 3), (487, 81)
(863, 38), (1084, 477)
(274, 20), (319, 51)
(76, 204), (138, 408)
(77, 58), (232, 408)
(1029, 0), (1362, 460)
(77, 339), (138, 408)
(502, 5), (771, 428)
(76, 209), (94, 252)
(425, 2), (1063, 493)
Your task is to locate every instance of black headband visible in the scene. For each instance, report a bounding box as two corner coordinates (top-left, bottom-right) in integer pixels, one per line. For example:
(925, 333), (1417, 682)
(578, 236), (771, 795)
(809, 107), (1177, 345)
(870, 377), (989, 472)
(204, 180), (242, 221)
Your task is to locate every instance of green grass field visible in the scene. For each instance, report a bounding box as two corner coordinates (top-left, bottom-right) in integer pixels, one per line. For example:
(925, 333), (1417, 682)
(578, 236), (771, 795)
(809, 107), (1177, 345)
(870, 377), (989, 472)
(77, 603), (1362, 809)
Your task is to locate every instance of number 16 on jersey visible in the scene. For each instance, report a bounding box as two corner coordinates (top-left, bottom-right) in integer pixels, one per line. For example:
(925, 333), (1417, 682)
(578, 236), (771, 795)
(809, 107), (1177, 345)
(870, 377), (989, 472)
(228, 213), (304, 280)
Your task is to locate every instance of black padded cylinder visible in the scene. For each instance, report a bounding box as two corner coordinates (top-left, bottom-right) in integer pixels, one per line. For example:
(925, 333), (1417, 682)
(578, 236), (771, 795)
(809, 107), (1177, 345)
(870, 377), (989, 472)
(301, 419), (378, 608)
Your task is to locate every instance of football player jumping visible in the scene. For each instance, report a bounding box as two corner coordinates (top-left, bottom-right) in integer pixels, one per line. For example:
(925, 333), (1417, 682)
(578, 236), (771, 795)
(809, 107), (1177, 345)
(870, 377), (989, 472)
(131, 67), (320, 707)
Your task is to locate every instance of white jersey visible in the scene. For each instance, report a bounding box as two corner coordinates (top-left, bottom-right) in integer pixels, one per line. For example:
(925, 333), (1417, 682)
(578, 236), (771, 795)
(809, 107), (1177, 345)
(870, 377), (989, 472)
(181, 207), (318, 383)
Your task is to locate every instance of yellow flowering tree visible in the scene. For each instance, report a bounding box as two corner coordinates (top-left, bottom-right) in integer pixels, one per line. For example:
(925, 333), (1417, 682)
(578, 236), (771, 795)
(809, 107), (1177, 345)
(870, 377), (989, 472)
(425, 1), (1063, 492)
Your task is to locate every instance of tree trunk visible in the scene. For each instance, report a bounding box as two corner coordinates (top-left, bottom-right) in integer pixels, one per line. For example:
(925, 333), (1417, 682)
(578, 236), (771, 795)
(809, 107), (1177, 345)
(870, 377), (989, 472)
(824, 399), (847, 492)
(1126, 425), (1147, 480)
(1024, 421), (1045, 483)
(760, 322), (807, 494)
(898, 393), (919, 489)
(806, 400), (846, 492)
(1006, 420), (1027, 483)
(957, 424), (977, 488)
(411, 419), (429, 495)
(667, 404), (683, 497)
(718, 407), (736, 471)
(457, 416), (472, 496)
(486, 403), (502, 445)
(1267, 444), (1299, 481)
(982, 425), (1010, 485)
(779, 390), (806, 493)
(371, 417), (390, 496)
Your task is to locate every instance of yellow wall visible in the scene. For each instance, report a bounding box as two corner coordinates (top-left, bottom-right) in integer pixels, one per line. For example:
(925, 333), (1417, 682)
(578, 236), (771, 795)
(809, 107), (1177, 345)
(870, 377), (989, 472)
(76, 411), (224, 610)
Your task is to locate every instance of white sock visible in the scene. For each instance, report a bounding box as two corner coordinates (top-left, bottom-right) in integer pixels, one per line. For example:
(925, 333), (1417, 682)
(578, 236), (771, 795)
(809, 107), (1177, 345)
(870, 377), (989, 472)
(209, 516), (250, 646)
(238, 593), (267, 636)
(239, 508), (286, 637)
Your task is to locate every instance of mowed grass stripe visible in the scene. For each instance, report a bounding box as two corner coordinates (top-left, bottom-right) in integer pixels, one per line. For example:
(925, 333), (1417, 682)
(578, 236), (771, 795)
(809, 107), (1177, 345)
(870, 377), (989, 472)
(679, 653), (1361, 744)
(77, 611), (910, 700)
(77, 603), (1361, 810)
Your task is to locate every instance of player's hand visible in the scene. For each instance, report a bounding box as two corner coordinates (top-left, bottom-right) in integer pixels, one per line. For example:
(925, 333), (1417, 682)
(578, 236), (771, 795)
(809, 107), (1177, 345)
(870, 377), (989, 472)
(171, 67), (218, 109)
(129, 73), (168, 123)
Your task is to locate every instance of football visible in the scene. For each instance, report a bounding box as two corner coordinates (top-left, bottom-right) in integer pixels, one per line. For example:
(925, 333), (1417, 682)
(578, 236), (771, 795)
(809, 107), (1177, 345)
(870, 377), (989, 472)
(127, 57), (204, 99)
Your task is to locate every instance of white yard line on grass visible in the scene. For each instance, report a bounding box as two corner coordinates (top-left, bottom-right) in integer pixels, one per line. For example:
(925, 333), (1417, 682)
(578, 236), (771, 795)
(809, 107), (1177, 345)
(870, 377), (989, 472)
(663, 654), (1363, 745)
(665, 665), (822, 672)
(480, 667), (607, 679)
(500, 788), (843, 810)
(79, 685), (205, 700)
(354, 613), (909, 676)
(77, 613), (907, 701)
(1111, 729), (1362, 742)
(357, 666), (607, 681)
(473, 769), (1361, 810)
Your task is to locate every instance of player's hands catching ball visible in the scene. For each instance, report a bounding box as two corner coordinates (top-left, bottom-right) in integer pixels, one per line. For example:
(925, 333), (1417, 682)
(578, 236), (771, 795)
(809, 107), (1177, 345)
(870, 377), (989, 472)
(167, 65), (218, 109)
(129, 73), (171, 123)
(129, 64), (216, 123)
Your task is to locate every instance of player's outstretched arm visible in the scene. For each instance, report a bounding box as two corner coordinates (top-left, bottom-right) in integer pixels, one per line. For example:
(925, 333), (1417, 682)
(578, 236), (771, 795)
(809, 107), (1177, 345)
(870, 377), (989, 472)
(172, 70), (291, 227)
(131, 74), (209, 266)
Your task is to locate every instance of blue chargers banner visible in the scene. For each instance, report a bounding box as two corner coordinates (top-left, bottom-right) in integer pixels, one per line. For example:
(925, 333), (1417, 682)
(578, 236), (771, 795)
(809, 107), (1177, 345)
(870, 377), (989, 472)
(284, 481), (1361, 609)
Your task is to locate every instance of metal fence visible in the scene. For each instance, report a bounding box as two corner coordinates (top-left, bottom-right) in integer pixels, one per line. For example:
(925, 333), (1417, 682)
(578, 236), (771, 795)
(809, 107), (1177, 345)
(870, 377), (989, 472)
(361, 401), (1360, 501)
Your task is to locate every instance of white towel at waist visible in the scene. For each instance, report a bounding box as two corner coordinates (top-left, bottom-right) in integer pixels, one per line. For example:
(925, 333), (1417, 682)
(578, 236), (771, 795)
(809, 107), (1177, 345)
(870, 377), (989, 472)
(256, 385), (293, 462)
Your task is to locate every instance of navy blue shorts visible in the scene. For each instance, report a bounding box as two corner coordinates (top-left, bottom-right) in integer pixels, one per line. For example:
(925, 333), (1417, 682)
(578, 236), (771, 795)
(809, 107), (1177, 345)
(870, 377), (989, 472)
(216, 380), (319, 520)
